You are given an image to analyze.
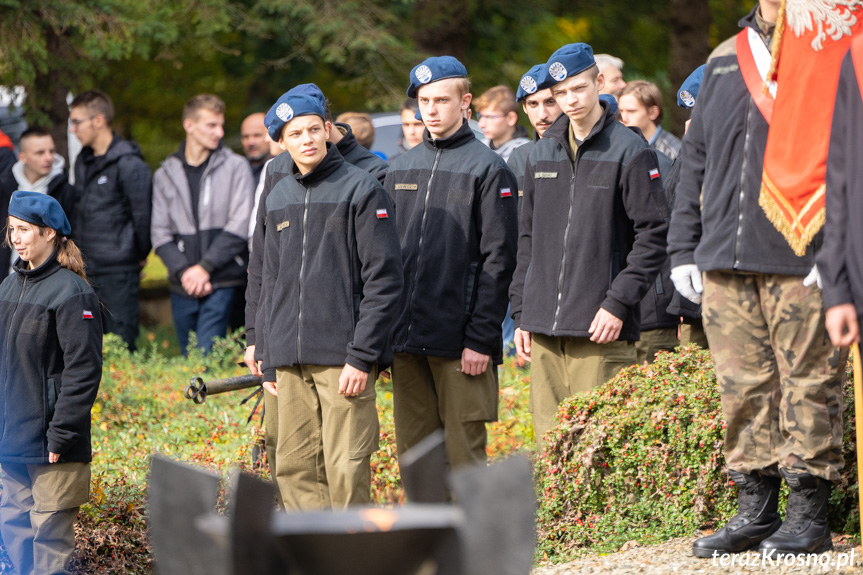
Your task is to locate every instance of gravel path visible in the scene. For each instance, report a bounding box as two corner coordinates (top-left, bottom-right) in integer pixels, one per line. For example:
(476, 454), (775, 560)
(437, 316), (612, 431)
(533, 535), (862, 574)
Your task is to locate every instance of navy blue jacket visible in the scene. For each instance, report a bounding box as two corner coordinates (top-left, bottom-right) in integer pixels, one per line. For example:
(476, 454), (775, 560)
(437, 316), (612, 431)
(0, 254), (102, 464)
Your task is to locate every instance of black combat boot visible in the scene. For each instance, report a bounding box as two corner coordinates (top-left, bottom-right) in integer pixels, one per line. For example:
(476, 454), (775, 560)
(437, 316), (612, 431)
(758, 469), (833, 556)
(692, 470), (782, 558)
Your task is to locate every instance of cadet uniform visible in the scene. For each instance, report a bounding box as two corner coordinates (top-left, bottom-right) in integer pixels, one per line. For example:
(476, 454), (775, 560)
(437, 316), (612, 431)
(669, 5), (847, 557)
(247, 93), (403, 510)
(386, 56), (518, 471)
(510, 44), (668, 449)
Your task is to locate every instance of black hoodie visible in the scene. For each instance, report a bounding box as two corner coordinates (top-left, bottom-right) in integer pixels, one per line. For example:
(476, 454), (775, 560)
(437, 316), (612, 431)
(72, 134), (152, 275)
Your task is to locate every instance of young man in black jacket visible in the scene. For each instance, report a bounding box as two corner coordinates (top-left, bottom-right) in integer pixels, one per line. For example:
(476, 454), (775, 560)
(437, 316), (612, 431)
(385, 56), (518, 475)
(69, 90), (152, 351)
(246, 92), (402, 510)
(509, 43), (668, 450)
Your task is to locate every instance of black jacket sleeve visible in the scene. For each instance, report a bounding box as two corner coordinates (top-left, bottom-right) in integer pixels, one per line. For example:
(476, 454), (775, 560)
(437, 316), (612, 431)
(668, 81), (709, 269)
(345, 187), (404, 372)
(47, 291), (103, 455)
(819, 51), (854, 310)
(602, 148), (669, 319)
(509, 151), (535, 327)
(117, 154), (153, 263)
(245, 166), (273, 348)
(464, 166), (518, 354)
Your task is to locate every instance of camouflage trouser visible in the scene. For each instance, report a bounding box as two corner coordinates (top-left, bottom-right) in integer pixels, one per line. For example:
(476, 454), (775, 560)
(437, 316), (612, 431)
(702, 271), (847, 481)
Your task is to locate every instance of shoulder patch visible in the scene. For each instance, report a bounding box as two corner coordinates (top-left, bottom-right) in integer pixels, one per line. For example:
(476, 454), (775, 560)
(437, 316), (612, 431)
(535, 172), (558, 179)
(277, 220), (290, 231)
(395, 183), (418, 191)
(376, 208), (389, 219)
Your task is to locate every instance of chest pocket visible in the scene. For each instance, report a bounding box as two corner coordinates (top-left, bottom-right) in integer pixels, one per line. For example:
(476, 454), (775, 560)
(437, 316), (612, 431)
(21, 318), (48, 338)
(447, 188), (472, 206)
(587, 168), (616, 189)
(326, 217), (347, 234)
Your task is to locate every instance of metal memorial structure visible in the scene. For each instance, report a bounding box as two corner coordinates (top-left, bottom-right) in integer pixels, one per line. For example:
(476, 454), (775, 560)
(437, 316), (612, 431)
(149, 433), (535, 575)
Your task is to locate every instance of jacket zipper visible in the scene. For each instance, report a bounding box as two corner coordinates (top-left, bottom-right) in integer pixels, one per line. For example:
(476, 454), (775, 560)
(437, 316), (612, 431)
(734, 100), (752, 270)
(1, 276), (27, 441)
(552, 154), (578, 333)
(297, 186), (311, 364)
(404, 147), (442, 344)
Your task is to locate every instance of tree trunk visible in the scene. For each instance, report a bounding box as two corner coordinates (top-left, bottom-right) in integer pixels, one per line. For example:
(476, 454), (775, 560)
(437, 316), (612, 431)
(29, 26), (71, 161)
(413, 0), (469, 59)
(668, 0), (711, 136)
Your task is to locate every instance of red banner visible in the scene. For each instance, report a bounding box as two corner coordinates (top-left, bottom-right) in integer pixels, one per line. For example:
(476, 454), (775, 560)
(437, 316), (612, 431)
(753, 3), (863, 256)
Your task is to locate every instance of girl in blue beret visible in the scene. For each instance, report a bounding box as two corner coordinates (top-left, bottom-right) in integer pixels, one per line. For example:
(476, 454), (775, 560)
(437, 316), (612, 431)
(0, 191), (102, 575)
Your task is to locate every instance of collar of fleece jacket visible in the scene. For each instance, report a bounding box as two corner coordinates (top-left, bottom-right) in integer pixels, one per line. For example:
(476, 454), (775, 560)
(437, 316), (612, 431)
(291, 141), (345, 185)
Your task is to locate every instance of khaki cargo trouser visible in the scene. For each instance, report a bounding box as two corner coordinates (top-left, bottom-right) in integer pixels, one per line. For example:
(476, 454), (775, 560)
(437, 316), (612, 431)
(531, 334), (636, 451)
(392, 354), (498, 470)
(262, 390), (283, 509)
(0, 462), (90, 575)
(702, 271), (847, 481)
(680, 320), (710, 349)
(274, 365), (379, 511)
(635, 327), (679, 364)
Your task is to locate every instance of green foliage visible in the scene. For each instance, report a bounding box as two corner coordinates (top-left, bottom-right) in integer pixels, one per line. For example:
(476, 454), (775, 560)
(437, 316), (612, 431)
(0, 330), (532, 573)
(535, 345), (861, 563)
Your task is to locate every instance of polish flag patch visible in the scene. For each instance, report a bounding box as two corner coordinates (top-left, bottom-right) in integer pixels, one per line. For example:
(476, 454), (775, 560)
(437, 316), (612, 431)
(376, 209), (389, 219)
(500, 188), (513, 198)
(83, 310), (94, 320)
(649, 168), (660, 180)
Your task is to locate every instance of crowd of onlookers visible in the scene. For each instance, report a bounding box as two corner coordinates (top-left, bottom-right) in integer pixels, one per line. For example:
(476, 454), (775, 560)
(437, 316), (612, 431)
(0, 52), (683, 360)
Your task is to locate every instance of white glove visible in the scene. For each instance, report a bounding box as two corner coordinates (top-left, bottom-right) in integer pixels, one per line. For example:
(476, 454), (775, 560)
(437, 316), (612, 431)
(670, 264), (703, 304)
(803, 265), (822, 289)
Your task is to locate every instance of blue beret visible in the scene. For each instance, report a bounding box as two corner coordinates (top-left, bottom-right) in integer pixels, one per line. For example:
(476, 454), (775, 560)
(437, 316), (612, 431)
(516, 64), (549, 102)
(406, 56), (468, 99)
(599, 94), (618, 115)
(8, 191), (71, 236)
(414, 108), (423, 122)
(287, 83), (327, 111)
(545, 43), (596, 86)
(265, 93), (326, 141)
(677, 65), (705, 108)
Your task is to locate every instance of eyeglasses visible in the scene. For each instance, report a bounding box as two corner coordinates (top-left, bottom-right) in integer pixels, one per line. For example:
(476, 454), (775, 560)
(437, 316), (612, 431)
(69, 114), (97, 127)
(477, 113), (505, 121)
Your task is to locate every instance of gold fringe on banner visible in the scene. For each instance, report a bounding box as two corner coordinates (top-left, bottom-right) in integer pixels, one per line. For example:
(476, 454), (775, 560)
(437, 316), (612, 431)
(758, 180), (826, 257)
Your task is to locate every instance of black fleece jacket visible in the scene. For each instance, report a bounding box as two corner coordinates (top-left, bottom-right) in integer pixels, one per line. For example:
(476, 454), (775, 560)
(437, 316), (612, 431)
(72, 135), (153, 275)
(668, 7), (819, 275)
(247, 144), (403, 381)
(385, 121), (518, 364)
(820, 48), (863, 322)
(510, 103), (668, 341)
(0, 254), (102, 464)
(335, 122), (388, 184)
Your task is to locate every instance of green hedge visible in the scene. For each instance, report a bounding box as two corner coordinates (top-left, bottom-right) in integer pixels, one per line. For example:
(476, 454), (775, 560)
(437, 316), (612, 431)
(535, 345), (861, 562)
